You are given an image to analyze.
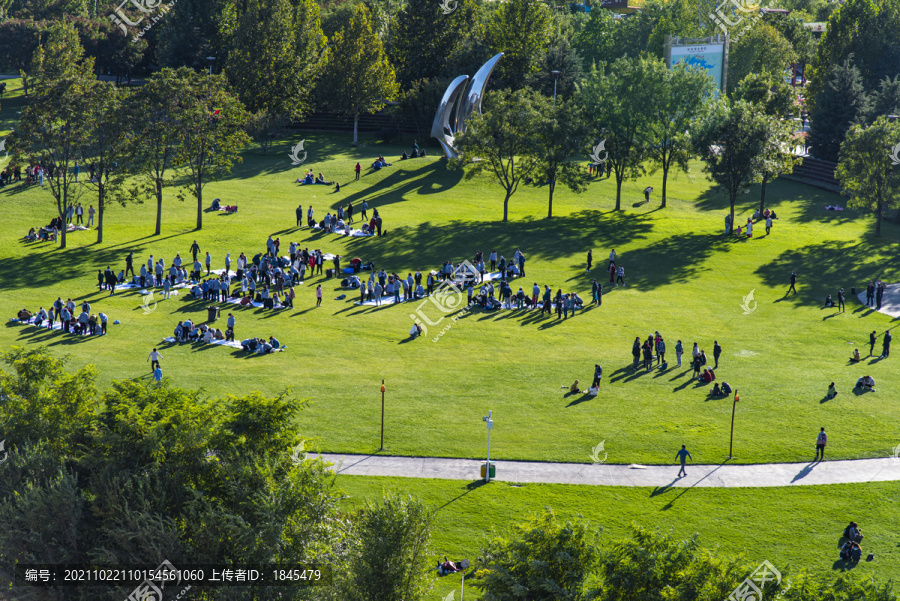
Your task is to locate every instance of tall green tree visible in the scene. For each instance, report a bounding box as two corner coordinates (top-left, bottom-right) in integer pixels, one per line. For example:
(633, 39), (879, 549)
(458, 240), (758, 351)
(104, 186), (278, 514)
(528, 95), (590, 218)
(174, 72), (250, 231)
(317, 4), (399, 145)
(808, 57), (871, 162)
(474, 509), (599, 601)
(756, 116), (799, 216)
(226, 0), (327, 154)
(484, 0), (552, 87)
(13, 21), (95, 250)
(579, 58), (651, 211)
(126, 68), (191, 236)
(454, 88), (540, 222)
(693, 100), (770, 229)
(733, 71), (798, 119)
(334, 495), (434, 601)
(836, 116), (900, 237)
(727, 22), (797, 96)
(640, 59), (716, 208)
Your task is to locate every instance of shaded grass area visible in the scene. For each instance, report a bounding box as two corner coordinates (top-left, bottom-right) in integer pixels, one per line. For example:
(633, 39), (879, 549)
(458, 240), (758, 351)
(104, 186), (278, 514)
(335, 475), (900, 599)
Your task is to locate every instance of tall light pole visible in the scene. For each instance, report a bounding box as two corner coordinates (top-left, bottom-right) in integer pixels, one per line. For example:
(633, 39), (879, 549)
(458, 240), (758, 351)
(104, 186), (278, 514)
(205, 56), (217, 76)
(729, 390), (739, 458)
(380, 380), (386, 451)
(551, 70), (561, 103)
(482, 410), (493, 482)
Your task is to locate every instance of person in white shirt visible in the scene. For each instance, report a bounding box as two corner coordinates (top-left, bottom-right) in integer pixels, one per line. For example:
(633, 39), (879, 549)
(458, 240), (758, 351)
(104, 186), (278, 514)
(608, 249), (616, 266)
(148, 348), (163, 370)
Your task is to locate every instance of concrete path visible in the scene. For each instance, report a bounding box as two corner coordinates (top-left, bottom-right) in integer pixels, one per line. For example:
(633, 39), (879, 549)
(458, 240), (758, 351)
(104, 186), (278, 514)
(317, 453), (900, 488)
(856, 283), (900, 319)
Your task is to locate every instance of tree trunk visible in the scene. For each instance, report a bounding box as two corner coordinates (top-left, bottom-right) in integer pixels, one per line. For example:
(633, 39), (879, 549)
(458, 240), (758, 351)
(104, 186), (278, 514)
(729, 193), (736, 234)
(96, 187), (104, 244)
(59, 208), (67, 249)
(547, 178), (555, 218)
(661, 164), (669, 208)
(614, 172), (622, 211)
(875, 195), (882, 237)
(353, 113), (359, 146)
(503, 189), (511, 222)
(759, 174), (769, 216)
(154, 182), (163, 236)
(196, 173), (203, 231)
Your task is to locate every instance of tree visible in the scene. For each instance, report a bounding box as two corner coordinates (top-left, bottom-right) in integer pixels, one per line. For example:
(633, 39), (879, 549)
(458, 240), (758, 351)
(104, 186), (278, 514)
(866, 75), (900, 122)
(454, 88), (540, 222)
(808, 57), (871, 162)
(334, 495), (433, 601)
(317, 4), (399, 146)
(78, 81), (129, 244)
(528, 95), (590, 218)
(13, 21), (95, 250)
(579, 58), (651, 211)
(733, 71), (798, 119)
(836, 116), (900, 237)
(126, 68), (191, 236)
(174, 72), (250, 231)
(693, 100), (770, 229)
(641, 59), (716, 208)
(526, 32), (583, 101)
(473, 509), (599, 601)
(484, 0), (552, 87)
(226, 0), (327, 154)
(757, 115), (799, 216)
(727, 22), (797, 95)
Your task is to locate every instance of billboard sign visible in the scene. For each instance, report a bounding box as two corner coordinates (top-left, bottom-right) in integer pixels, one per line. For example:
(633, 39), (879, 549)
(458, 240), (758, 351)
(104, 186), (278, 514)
(666, 37), (728, 91)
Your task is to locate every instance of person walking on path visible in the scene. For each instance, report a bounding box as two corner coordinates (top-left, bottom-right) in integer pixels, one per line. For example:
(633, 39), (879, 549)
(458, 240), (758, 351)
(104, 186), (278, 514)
(881, 330), (892, 358)
(586, 250), (592, 272)
(815, 427), (827, 461)
(870, 330), (878, 356)
(676, 445), (692, 477)
(190, 240), (201, 262)
(788, 270), (797, 295)
(713, 341), (721, 369)
(148, 348), (163, 371)
(355, 162), (361, 180)
(838, 288), (845, 313)
(296, 204), (303, 227)
(316, 284), (323, 307)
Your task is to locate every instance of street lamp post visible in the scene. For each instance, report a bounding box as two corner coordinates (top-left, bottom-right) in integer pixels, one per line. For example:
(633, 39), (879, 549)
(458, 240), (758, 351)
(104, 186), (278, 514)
(551, 70), (561, 103)
(729, 390), (740, 458)
(482, 410), (493, 482)
(205, 56), (217, 76)
(380, 380), (385, 451)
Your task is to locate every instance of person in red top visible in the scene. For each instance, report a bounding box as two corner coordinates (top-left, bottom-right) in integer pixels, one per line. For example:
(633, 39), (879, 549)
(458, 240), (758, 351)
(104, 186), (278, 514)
(355, 162), (361, 180)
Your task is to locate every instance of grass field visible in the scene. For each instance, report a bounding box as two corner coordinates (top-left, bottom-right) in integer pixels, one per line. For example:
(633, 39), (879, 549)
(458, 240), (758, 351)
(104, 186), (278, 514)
(2, 76), (900, 468)
(335, 475), (900, 598)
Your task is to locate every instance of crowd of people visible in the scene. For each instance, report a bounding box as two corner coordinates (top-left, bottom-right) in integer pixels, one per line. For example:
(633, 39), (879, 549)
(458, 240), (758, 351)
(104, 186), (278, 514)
(16, 299), (109, 336)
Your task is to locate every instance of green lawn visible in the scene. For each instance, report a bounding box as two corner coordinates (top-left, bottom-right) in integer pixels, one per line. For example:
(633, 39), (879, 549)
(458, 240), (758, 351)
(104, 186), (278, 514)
(2, 75), (900, 467)
(335, 475), (900, 598)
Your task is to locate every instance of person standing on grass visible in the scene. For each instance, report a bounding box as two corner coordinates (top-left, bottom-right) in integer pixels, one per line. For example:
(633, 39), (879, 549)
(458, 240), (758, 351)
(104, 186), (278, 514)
(675, 340), (684, 367)
(838, 288), (845, 313)
(866, 281), (875, 306)
(815, 427), (827, 461)
(632, 337), (641, 370)
(616, 265), (625, 286)
(587, 249), (593, 272)
(676, 445), (692, 477)
(713, 341), (721, 369)
(148, 348), (163, 371)
(881, 330), (892, 358)
(608, 248), (616, 267)
(593, 364), (602, 387)
(88, 205), (95, 227)
(657, 337), (666, 367)
(870, 330), (877, 356)
(153, 366), (163, 382)
(316, 284), (323, 307)
(876, 282), (884, 310)
(295, 204), (303, 227)
(765, 215), (772, 235)
(190, 240), (201, 262)
(227, 313), (235, 338)
(361, 200), (368, 221)
(355, 162), (361, 180)
(788, 270), (797, 295)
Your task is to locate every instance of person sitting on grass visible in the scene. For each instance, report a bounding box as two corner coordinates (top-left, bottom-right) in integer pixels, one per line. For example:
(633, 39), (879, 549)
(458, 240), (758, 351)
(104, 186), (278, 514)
(825, 294), (835, 308)
(844, 521), (864, 542)
(211, 198), (221, 210)
(827, 382), (837, 399)
(855, 375), (876, 391)
(564, 379), (580, 394)
(17, 308), (33, 321)
(315, 172), (332, 185)
(840, 540), (862, 563)
(587, 385), (599, 396)
(721, 381), (732, 395)
(438, 558), (462, 575)
(850, 349), (861, 362)
(409, 323), (423, 339)
(711, 382), (722, 397)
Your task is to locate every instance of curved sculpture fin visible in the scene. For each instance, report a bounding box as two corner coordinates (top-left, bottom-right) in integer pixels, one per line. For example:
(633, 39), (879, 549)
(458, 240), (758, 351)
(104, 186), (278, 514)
(431, 75), (469, 159)
(456, 52), (504, 136)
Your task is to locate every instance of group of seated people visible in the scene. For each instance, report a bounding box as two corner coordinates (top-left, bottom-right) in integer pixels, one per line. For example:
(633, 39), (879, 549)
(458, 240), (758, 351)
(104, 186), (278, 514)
(698, 367), (716, 383)
(210, 198), (237, 213)
(436, 557), (467, 576)
(240, 336), (282, 354)
(567, 379), (599, 397)
(372, 156), (392, 170)
(174, 319), (233, 344)
(751, 208), (779, 221)
(709, 381), (733, 397)
(855, 375), (876, 391)
(296, 170), (333, 185)
(25, 218), (63, 242)
(839, 522), (865, 562)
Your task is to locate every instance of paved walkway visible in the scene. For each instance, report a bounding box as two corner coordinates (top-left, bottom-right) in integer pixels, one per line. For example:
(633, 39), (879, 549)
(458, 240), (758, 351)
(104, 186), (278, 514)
(318, 453), (900, 488)
(856, 283), (900, 319)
